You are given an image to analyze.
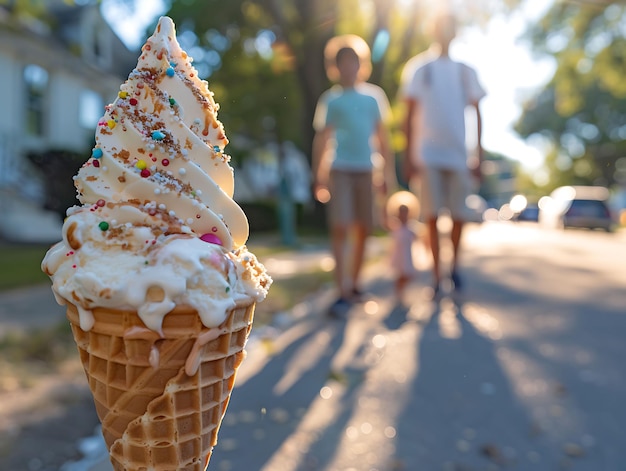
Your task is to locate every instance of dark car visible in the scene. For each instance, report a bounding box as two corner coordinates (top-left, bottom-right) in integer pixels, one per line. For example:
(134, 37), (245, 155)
(515, 203), (539, 222)
(539, 186), (613, 232)
(562, 198), (612, 231)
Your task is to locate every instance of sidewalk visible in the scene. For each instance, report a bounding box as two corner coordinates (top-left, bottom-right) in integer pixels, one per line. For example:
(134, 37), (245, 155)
(0, 283), (66, 336)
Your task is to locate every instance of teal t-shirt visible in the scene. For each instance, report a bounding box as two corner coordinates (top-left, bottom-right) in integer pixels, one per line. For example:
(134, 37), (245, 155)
(314, 84), (385, 171)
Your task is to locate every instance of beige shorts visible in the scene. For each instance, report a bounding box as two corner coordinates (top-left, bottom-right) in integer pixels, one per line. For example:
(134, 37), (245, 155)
(416, 167), (472, 220)
(328, 169), (373, 231)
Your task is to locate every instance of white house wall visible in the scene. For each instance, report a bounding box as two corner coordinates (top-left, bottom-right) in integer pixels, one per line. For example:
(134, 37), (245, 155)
(48, 72), (92, 150)
(0, 5), (137, 242)
(0, 53), (22, 140)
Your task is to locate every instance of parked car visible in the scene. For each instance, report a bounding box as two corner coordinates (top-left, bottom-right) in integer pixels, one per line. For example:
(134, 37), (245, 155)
(539, 185), (613, 232)
(515, 203), (539, 222)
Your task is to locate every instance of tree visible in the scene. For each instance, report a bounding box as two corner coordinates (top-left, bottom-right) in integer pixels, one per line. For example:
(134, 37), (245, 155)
(161, 0), (443, 159)
(516, 1), (626, 190)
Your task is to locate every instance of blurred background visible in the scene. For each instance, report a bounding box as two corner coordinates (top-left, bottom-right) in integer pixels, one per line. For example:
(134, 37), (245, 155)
(1, 1), (626, 470)
(1, 0), (625, 243)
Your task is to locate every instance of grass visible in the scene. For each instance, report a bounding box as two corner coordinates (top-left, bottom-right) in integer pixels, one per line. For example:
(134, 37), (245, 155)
(254, 268), (333, 326)
(0, 244), (51, 291)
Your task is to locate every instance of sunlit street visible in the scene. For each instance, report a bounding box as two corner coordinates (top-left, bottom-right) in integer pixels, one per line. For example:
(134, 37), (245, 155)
(207, 222), (626, 471)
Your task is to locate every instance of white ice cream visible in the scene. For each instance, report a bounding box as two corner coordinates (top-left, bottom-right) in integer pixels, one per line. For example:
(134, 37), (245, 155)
(42, 17), (271, 333)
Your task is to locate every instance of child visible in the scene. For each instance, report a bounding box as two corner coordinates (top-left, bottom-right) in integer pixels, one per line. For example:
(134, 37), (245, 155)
(312, 35), (393, 316)
(387, 192), (420, 299)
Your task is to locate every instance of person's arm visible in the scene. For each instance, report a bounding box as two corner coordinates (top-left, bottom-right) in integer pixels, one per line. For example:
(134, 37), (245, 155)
(403, 97), (421, 183)
(471, 101), (483, 181)
(312, 126), (333, 202)
(375, 120), (394, 197)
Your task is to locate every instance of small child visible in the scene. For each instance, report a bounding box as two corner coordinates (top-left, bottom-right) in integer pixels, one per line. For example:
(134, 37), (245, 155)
(387, 192), (420, 299)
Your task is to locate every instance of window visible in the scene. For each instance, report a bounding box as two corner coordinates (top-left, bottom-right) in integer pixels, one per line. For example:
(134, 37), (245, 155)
(24, 64), (48, 136)
(79, 89), (103, 129)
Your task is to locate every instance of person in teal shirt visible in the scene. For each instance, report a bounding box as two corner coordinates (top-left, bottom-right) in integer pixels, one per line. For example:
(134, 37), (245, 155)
(313, 34), (393, 317)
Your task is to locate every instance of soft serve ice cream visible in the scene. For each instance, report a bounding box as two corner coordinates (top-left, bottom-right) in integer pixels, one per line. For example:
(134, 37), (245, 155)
(42, 16), (271, 335)
(42, 16), (272, 470)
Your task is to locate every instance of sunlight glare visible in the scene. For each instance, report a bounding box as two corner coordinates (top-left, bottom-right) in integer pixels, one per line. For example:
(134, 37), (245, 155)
(320, 386), (333, 399)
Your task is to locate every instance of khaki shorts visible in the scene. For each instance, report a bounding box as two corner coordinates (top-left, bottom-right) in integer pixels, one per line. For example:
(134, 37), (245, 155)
(416, 167), (472, 220)
(328, 169), (373, 231)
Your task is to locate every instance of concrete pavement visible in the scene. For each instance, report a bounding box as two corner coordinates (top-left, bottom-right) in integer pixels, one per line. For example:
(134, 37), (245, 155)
(4, 223), (626, 470)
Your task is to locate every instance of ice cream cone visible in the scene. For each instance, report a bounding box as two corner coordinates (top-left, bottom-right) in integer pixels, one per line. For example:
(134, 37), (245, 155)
(66, 300), (255, 471)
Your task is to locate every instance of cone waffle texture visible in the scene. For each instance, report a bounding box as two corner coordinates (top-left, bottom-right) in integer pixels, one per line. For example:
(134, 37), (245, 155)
(66, 300), (256, 471)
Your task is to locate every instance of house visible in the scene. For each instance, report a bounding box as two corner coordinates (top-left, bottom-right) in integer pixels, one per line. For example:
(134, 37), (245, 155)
(0, 2), (136, 243)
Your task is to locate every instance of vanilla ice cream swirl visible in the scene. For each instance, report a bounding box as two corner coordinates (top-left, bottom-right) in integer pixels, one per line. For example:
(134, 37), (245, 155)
(75, 16), (247, 251)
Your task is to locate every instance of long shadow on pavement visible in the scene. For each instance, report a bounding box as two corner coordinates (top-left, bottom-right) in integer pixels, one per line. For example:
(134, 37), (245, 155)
(393, 299), (546, 470)
(463, 251), (626, 470)
(209, 313), (350, 470)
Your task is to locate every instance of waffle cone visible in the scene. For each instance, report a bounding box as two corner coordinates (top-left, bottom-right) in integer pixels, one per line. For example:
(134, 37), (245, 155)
(66, 300), (256, 471)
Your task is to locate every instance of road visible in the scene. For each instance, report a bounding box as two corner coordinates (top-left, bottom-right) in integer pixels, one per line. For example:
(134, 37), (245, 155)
(207, 222), (626, 471)
(69, 222), (626, 471)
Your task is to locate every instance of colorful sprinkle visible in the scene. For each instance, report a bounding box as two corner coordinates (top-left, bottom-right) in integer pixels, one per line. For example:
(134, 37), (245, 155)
(213, 146), (220, 153)
(169, 97), (176, 106)
(135, 160), (147, 170)
(96, 199), (106, 207)
(166, 67), (175, 77)
(152, 130), (165, 140)
(129, 98), (138, 106)
(118, 91), (128, 99)
(98, 221), (109, 231)
(211, 226), (218, 233)
(200, 233), (222, 246)
(107, 120), (116, 129)
(93, 160), (100, 168)
(161, 158), (170, 166)
(92, 148), (103, 159)
(140, 169), (151, 178)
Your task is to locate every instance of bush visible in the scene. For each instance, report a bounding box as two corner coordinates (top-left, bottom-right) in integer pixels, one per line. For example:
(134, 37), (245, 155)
(27, 148), (87, 221)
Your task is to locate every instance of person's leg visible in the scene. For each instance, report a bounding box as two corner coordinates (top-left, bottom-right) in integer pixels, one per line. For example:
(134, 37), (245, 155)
(328, 170), (353, 302)
(447, 169), (472, 290)
(351, 222), (368, 293)
(450, 219), (464, 272)
(427, 216), (441, 286)
(331, 223), (350, 298)
(419, 168), (443, 293)
(395, 274), (409, 299)
(350, 171), (374, 295)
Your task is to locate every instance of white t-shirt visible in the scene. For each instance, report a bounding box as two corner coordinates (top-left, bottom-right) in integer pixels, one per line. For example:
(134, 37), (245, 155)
(402, 54), (485, 171)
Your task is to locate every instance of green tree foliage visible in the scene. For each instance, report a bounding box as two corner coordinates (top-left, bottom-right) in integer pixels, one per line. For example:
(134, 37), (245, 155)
(516, 1), (626, 190)
(161, 0), (443, 159)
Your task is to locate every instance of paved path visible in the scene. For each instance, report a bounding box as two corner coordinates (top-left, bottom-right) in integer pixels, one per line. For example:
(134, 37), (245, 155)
(0, 284), (66, 336)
